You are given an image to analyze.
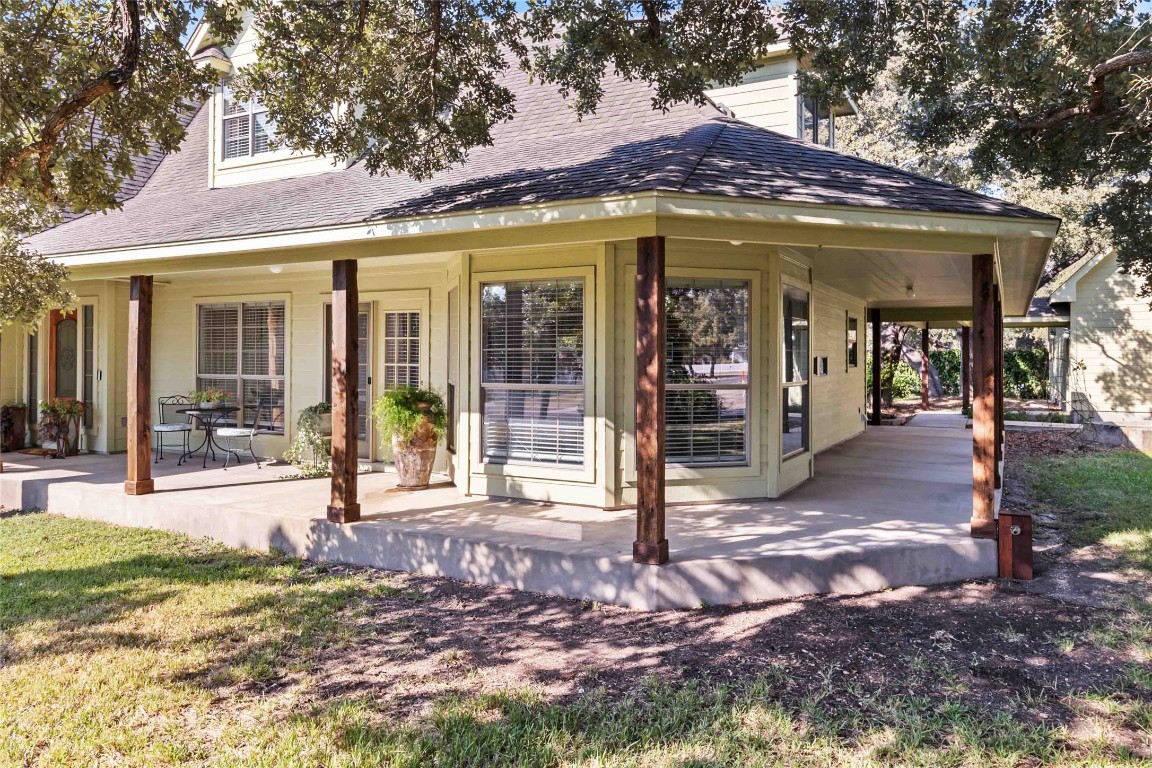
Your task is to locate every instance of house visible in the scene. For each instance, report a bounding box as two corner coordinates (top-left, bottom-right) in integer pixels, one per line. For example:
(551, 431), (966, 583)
(1008, 250), (1152, 426)
(0, 19), (1057, 606)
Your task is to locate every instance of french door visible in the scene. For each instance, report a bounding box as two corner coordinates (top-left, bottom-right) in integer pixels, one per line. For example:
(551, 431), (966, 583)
(325, 303), (373, 459)
(47, 305), (97, 435)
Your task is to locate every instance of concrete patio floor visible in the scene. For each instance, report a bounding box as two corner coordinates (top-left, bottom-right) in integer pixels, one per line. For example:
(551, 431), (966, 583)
(0, 425), (994, 609)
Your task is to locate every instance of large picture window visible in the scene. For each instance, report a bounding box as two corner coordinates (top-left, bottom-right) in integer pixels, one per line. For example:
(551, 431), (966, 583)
(197, 301), (285, 433)
(480, 278), (585, 466)
(666, 278), (750, 465)
(221, 81), (277, 160)
(782, 285), (810, 457)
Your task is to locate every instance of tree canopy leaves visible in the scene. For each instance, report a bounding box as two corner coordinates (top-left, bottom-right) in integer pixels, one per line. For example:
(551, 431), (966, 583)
(1, 0), (1150, 303)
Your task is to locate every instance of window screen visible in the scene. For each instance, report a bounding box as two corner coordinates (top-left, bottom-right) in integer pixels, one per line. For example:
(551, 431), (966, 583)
(221, 81), (277, 160)
(480, 278), (585, 466)
(197, 302), (285, 433)
(665, 278), (750, 466)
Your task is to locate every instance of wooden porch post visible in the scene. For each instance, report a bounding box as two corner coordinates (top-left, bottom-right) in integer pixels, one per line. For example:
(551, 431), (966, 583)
(961, 326), (971, 412)
(125, 275), (154, 496)
(328, 259), (361, 524)
(995, 288), (1004, 489)
(869, 308), (882, 425)
(921, 327), (931, 410)
(634, 235), (668, 565)
(971, 254), (996, 538)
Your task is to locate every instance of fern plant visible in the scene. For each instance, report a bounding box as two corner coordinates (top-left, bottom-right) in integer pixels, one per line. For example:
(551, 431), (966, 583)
(372, 386), (447, 446)
(283, 402), (332, 478)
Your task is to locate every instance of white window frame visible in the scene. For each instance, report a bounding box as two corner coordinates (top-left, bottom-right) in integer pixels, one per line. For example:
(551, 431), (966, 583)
(470, 267), (596, 483)
(219, 80), (279, 162)
(195, 298), (289, 435)
(623, 266), (762, 482)
(664, 276), (754, 468)
(781, 276), (811, 462)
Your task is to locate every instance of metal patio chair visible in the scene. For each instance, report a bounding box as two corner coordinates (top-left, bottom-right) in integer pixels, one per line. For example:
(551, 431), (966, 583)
(153, 395), (193, 463)
(215, 399), (272, 469)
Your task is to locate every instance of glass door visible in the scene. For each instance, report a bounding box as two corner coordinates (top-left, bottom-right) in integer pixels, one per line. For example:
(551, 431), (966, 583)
(325, 303), (373, 460)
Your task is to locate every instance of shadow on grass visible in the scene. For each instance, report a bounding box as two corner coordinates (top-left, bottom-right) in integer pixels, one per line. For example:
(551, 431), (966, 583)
(0, 512), (369, 686)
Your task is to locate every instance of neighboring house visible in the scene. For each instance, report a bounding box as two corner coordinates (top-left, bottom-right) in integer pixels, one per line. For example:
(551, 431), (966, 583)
(2, 17), (1056, 568)
(1009, 251), (1152, 422)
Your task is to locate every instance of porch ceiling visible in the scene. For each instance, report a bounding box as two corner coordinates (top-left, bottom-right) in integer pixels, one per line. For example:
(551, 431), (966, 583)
(800, 230), (1049, 317)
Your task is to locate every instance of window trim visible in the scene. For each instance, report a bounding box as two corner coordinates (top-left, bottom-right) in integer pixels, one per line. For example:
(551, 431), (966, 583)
(470, 267), (596, 483)
(623, 266), (762, 482)
(781, 277), (811, 462)
(194, 295), (291, 436)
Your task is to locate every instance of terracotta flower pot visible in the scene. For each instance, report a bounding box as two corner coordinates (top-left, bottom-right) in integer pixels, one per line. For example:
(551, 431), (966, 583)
(391, 411), (438, 489)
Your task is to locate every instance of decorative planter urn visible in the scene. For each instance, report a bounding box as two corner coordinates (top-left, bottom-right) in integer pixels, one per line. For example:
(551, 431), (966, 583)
(392, 406), (437, 489)
(317, 413), (333, 436)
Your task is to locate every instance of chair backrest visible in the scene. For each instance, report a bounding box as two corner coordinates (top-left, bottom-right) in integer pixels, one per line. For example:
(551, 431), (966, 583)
(242, 399), (271, 434)
(158, 395), (192, 424)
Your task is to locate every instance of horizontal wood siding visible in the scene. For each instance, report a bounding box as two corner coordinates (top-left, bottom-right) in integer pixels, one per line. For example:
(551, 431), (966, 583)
(704, 57), (798, 137)
(1069, 252), (1152, 416)
(811, 284), (868, 453)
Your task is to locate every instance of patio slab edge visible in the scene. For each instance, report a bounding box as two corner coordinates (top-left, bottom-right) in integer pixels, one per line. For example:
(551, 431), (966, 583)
(6, 473), (997, 611)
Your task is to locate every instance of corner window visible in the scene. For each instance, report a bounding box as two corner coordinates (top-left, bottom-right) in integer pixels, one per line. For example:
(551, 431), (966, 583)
(480, 278), (585, 466)
(221, 81), (277, 160)
(782, 285), (810, 457)
(847, 315), (859, 368)
(197, 301), (286, 433)
(666, 278), (750, 466)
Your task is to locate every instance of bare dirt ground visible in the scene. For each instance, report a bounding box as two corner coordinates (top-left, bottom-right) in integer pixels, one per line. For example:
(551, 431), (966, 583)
(289, 429), (1151, 755)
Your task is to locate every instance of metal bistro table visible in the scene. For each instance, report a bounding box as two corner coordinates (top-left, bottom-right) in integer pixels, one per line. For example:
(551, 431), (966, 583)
(176, 405), (242, 468)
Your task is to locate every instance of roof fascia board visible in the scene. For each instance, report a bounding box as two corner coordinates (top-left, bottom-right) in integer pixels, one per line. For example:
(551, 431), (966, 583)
(51, 191), (1058, 271)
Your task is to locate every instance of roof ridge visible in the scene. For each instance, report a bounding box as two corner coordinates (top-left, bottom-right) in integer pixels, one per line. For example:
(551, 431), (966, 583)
(639, 118), (728, 192)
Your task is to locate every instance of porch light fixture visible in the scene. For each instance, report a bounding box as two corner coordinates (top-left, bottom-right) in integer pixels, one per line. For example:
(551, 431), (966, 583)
(729, 240), (744, 246)
(905, 284), (916, 298)
(268, 265), (284, 274)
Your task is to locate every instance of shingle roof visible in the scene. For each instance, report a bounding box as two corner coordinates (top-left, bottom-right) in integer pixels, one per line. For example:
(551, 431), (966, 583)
(30, 67), (1056, 257)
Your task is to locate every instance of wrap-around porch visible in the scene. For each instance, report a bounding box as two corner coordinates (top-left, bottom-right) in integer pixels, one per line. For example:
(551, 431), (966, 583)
(2, 424), (993, 610)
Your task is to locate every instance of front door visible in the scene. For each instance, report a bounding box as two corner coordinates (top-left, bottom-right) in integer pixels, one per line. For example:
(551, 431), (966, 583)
(326, 303), (373, 460)
(48, 310), (78, 401)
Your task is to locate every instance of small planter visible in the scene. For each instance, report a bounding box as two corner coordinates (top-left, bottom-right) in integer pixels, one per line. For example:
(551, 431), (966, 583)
(203, 400), (225, 410)
(317, 413), (333, 436)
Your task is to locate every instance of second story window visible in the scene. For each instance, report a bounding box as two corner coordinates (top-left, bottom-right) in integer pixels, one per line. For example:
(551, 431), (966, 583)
(798, 98), (835, 148)
(222, 81), (276, 160)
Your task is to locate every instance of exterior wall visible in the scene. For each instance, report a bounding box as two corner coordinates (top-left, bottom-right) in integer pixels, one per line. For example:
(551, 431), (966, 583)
(810, 283), (868, 453)
(704, 55), (799, 137)
(51, 237), (877, 506)
(146, 261), (450, 465)
(0, 329), (24, 406)
(1069, 252), (1152, 419)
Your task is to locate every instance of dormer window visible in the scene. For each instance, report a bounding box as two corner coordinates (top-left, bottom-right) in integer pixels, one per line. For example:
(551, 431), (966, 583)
(221, 81), (277, 160)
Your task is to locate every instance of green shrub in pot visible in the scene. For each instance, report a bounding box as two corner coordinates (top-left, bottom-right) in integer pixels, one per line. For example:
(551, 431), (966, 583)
(371, 386), (446, 489)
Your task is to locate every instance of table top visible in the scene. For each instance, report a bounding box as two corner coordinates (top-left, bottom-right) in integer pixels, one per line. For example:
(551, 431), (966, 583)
(176, 405), (241, 415)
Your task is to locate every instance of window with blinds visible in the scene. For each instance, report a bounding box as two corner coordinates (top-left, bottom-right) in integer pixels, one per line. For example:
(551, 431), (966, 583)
(665, 278), (751, 466)
(197, 301), (285, 433)
(382, 311), (421, 389)
(480, 278), (585, 466)
(221, 81), (276, 160)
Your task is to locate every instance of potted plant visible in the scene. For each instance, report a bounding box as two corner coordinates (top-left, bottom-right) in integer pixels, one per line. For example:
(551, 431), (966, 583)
(38, 398), (85, 457)
(372, 386), (447, 489)
(283, 402), (332, 478)
(189, 388), (232, 409)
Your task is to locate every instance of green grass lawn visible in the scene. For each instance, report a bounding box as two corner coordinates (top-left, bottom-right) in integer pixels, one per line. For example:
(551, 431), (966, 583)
(2, 480), (1151, 767)
(1029, 449), (1152, 571)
